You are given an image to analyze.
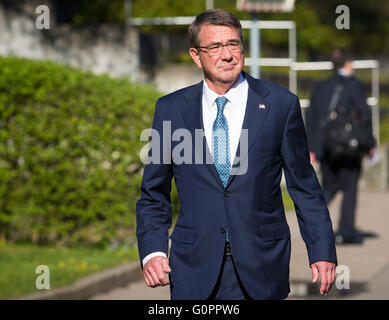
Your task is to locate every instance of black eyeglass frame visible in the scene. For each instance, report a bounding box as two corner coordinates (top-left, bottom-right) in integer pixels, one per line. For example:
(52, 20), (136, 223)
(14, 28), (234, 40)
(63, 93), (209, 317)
(195, 40), (244, 54)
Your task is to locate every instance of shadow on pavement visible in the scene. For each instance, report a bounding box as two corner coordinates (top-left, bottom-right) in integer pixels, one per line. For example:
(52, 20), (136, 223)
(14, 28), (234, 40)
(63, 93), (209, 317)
(289, 281), (369, 299)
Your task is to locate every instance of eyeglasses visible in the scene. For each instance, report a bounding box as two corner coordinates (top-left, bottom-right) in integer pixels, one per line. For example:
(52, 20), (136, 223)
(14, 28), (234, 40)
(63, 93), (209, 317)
(196, 40), (243, 56)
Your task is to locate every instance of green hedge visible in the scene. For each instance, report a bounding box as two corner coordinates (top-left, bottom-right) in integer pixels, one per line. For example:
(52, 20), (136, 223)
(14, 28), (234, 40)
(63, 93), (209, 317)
(0, 56), (165, 247)
(380, 115), (389, 143)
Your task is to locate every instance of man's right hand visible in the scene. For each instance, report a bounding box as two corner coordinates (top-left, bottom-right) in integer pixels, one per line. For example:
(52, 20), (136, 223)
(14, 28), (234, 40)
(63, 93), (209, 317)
(143, 256), (171, 288)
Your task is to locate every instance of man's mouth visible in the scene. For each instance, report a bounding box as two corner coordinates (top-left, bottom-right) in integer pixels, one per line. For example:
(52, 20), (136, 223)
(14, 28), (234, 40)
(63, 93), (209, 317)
(219, 64), (235, 70)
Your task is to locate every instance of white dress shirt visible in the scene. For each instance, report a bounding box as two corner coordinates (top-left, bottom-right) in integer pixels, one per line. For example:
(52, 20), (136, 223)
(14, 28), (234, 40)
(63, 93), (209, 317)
(202, 73), (248, 165)
(142, 74), (249, 267)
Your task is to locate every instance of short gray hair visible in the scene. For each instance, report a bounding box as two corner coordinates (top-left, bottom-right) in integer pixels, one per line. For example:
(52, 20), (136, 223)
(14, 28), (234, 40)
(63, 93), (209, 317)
(188, 9), (244, 48)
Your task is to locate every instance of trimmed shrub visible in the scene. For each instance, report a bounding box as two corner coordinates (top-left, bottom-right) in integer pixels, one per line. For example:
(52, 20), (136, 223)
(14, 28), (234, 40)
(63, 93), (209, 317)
(0, 56), (165, 247)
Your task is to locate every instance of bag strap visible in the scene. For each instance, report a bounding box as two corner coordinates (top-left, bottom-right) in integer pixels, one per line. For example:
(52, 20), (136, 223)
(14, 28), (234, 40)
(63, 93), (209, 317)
(328, 83), (344, 112)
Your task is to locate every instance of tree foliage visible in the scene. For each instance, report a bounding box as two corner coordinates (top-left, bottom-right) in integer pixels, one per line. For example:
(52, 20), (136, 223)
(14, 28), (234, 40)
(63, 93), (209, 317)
(64, 0), (388, 58)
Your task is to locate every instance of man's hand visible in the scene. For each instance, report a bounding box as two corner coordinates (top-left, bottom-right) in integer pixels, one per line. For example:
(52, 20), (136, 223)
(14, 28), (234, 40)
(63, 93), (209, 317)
(143, 256), (171, 288)
(311, 261), (336, 296)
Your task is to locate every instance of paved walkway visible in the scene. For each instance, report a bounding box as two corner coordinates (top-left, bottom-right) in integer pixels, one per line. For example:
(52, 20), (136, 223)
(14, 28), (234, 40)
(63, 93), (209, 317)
(91, 190), (389, 300)
(288, 190), (389, 299)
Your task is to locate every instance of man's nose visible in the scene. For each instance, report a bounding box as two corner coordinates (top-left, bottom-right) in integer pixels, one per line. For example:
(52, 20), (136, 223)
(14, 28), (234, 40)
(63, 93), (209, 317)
(220, 45), (233, 60)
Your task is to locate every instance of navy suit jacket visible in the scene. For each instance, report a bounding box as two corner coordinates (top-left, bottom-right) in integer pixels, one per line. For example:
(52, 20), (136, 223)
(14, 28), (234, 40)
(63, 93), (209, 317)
(136, 72), (337, 300)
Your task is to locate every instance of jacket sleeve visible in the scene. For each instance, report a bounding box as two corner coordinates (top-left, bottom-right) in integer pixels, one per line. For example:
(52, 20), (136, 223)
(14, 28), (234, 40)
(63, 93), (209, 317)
(305, 84), (324, 158)
(136, 98), (173, 266)
(281, 96), (338, 266)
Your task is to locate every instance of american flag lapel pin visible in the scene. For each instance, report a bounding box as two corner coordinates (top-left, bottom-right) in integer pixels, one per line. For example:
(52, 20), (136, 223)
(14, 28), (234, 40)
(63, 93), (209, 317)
(258, 104), (266, 110)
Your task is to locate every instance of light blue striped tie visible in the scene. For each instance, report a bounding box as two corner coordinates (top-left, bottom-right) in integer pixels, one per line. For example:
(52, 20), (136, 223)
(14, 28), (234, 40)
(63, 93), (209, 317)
(213, 96), (231, 242)
(213, 96), (231, 187)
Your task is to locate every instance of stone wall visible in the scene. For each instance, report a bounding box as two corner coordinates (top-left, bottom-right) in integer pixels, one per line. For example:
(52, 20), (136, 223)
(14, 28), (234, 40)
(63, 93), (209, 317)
(152, 63), (203, 93)
(0, 0), (140, 80)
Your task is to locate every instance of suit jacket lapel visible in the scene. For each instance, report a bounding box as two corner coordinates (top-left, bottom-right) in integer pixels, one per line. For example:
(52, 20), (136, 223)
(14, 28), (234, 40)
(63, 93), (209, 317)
(226, 73), (270, 188)
(181, 81), (225, 189)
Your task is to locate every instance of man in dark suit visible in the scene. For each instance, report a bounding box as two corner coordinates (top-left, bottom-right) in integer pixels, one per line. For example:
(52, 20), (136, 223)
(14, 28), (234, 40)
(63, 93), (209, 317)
(136, 9), (337, 300)
(305, 48), (376, 245)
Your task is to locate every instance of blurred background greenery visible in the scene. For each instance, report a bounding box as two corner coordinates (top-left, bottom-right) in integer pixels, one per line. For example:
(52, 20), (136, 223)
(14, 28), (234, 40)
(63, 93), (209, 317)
(67, 0), (389, 59)
(0, 57), (160, 247)
(51, 0), (389, 142)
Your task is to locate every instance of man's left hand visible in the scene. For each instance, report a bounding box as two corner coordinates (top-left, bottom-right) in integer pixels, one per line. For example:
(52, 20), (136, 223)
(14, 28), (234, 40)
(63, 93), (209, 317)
(369, 148), (375, 159)
(311, 261), (336, 296)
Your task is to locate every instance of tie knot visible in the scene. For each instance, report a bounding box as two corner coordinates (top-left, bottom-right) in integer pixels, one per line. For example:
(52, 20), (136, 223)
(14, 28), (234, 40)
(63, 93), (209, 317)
(215, 96), (228, 113)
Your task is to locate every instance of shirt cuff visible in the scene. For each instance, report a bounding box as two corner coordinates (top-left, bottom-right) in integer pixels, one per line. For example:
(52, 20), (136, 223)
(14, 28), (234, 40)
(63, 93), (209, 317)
(142, 252), (167, 267)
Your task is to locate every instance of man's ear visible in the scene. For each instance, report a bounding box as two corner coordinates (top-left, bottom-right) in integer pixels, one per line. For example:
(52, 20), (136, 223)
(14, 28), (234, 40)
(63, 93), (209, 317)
(189, 48), (202, 69)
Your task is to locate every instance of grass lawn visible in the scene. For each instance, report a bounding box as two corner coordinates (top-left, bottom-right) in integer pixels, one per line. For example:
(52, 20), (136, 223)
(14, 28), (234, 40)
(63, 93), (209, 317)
(282, 189), (294, 211)
(0, 242), (139, 299)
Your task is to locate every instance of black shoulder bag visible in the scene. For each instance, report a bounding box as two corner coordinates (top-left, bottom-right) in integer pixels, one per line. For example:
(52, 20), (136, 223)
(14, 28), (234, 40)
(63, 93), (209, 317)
(323, 83), (375, 160)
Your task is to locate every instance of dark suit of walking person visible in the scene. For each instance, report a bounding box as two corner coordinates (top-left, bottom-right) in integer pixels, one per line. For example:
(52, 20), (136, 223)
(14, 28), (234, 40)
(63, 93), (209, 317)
(136, 9), (337, 300)
(306, 49), (376, 245)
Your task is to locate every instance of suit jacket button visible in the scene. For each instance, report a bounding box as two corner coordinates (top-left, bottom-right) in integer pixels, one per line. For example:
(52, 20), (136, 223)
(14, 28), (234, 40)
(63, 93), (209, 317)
(220, 228), (226, 234)
(224, 191), (230, 198)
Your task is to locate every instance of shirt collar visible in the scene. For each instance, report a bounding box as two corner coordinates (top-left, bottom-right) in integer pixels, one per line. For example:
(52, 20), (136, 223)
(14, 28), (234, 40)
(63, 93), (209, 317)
(338, 68), (350, 78)
(203, 73), (247, 110)
(224, 74), (247, 108)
